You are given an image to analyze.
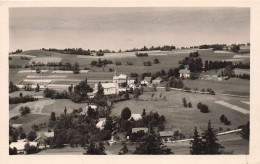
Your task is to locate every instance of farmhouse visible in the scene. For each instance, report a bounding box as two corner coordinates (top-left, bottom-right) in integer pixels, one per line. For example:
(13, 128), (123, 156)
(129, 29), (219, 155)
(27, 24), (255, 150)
(179, 68), (190, 78)
(113, 71), (127, 84)
(129, 114), (142, 121)
(141, 77), (152, 85)
(10, 141), (38, 154)
(35, 132), (54, 149)
(96, 118), (106, 130)
(132, 127), (149, 134)
(152, 76), (163, 84)
(159, 131), (173, 142)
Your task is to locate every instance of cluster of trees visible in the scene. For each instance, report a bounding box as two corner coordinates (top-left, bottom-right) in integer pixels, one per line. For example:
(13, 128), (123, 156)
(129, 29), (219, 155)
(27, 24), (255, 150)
(84, 141), (106, 155)
(220, 114), (231, 125)
(9, 64), (23, 69)
(11, 49), (23, 54)
(20, 56), (30, 60)
(143, 61), (152, 66)
(19, 106), (31, 116)
(91, 59), (113, 67)
(43, 48), (92, 56)
(233, 62), (250, 69)
(126, 45), (176, 52)
(115, 61), (122, 65)
(130, 72), (138, 78)
(44, 78), (93, 103)
(9, 82), (19, 93)
(168, 77), (184, 89)
(189, 51), (199, 58)
(204, 60), (233, 71)
(235, 73), (250, 80)
(9, 126), (27, 143)
(44, 88), (70, 99)
(199, 44), (225, 50)
(96, 50), (105, 56)
(118, 108), (166, 135)
(197, 102), (209, 113)
(126, 61), (134, 65)
(231, 44), (240, 53)
(190, 120), (224, 154)
(182, 98), (192, 108)
(9, 95), (38, 104)
(51, 106), (113, 148)
(136, 52), (148, 57)
(179, 57), (203, 72)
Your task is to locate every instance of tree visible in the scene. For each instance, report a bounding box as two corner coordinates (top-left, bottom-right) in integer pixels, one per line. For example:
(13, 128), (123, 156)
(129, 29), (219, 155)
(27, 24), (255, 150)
(204, 60), (209, 71)
(19, 92), (23, 98)
(183, 98), (187, 108)
(9, 147), (17, 155)
(64, 107), (67, 115)
(85, 141), (106, 155)
(133, 133), (173, 154)
(27, 131), (37, 141)
(154, 58), (160, 64)
(50, 112), (56, 122)
(24, 143), (39, 154)
(231, 44), (240, 53)
(68, 84), (73, 93)
(19, 106), (30, 116)
(20, 132), (26, 139)
(142, 109), (146, 116)
(240, 121), (250, 140)
(121, 107), (131, 120)
(201, 120), (223, 154)
(190, 127), (203, 154)
(95, 82), (104, 98)
(35, 83), (40, 92)
(31, 124), (39, 132)
(118, 141), (130, 155)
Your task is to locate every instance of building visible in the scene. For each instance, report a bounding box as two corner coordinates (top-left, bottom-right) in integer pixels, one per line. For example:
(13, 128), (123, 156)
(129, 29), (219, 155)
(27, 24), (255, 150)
(152, 76), (163, 84)
(10, 141), (38, 154)
(141, 76), (152, 85)
(159, 131), (174, 142)
(113, 71), (127, 84)
(132, 127), (149, 133)
(179, 68), (190, 78)
(129, 114), (142, 121)
(94, 83), (117, 95)
(96, 118), (106, 130)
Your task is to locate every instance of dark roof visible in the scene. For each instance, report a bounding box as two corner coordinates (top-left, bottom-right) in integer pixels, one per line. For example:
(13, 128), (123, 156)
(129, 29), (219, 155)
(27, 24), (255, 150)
(153, 76), (163, 81)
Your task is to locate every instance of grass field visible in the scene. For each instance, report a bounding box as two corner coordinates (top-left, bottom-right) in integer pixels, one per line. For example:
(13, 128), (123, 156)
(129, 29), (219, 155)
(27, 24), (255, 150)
(182, 78), (250, 96)
(112, 90), (249, 137)
(10, 113), (46, 125)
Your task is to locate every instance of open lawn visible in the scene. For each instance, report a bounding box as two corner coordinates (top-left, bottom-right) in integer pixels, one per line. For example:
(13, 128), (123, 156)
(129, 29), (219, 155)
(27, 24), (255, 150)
(10, 113), (46, 125)
(183, 78), (250, 96)
(41, 99), (88, 116)
(112, 90), (249, 137)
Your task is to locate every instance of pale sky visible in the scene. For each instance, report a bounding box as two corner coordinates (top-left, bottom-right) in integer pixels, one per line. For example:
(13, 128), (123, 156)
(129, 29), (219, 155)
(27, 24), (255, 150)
(9, 7), (250, 51)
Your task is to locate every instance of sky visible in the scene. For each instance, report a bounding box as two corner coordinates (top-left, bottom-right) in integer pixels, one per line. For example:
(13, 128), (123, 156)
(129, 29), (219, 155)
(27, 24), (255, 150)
(9, 7), (250, 51)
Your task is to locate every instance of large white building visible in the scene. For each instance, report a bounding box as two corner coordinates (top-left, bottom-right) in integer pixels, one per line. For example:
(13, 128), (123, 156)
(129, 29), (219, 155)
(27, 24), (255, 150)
(94, 70), (135, 95)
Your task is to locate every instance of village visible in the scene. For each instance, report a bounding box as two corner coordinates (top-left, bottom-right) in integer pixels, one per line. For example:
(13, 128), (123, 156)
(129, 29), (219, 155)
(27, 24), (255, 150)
(8, 7), (250, 155)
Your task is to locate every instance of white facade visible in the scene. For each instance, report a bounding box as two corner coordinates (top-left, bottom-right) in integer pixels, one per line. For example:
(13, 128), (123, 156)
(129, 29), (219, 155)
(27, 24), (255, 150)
(179, 68), (190, 78)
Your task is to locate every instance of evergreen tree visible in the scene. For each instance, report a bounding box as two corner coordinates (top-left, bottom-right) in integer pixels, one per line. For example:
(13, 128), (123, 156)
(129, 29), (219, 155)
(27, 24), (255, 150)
(96, 82), (104, 98)
(133, 133), (173, 154)
(142, 108), (146, 116)
(118, 141), (130, 155)
(190, 127), (203, 154)
(201, 120), (223, 154)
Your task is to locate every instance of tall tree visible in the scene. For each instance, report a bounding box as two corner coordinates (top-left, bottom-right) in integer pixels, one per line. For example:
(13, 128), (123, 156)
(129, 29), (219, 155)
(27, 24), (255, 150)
(201, 120), (223, 154)
(95, 82), (104, 98)
(133, 133), (173, 154)
(121, 107), (131, 120)
(190, 127), (203, 154)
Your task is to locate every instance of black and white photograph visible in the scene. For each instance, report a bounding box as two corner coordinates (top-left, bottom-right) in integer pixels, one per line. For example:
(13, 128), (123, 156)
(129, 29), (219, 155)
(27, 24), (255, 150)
(1, 1), (259, 162)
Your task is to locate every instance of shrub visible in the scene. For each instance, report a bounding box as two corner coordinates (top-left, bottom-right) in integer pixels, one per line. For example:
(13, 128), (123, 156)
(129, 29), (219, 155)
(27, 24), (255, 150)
(188, 102), (192, 108)
(183, 98), (187, 107)
(154, 58), (160, 64)
(220, 114), (231, 125)
(135, 52), (148, 57)
(19, 106), (31, 116)
(197, 102), (209, 113)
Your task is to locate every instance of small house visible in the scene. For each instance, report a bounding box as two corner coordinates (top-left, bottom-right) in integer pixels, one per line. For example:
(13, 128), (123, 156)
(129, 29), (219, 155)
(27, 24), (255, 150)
(94, 83), (117, 95)
(159, 131), (173, 142)
(129, 114), (142, 121)
(152, 76), (163, 84)
(132, 127), (149, 134)
(10, 141), (38, 154)
(179, 68), (190, 78)
(96, 118), (106, 130)
(141, 77), (152, 85)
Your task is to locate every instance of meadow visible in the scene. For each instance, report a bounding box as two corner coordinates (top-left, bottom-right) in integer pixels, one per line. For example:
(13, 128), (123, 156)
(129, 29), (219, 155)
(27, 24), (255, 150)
(111, 89), (249, 137)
